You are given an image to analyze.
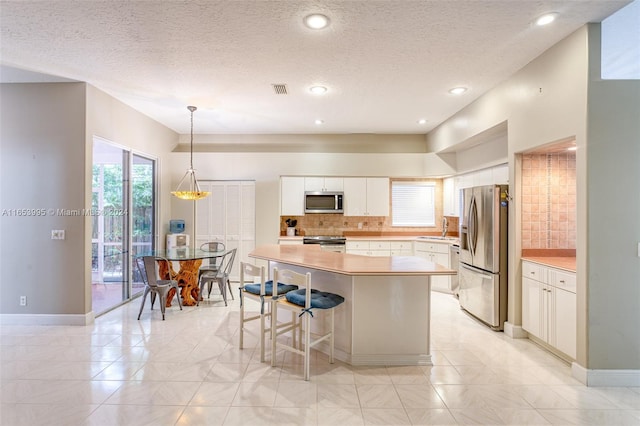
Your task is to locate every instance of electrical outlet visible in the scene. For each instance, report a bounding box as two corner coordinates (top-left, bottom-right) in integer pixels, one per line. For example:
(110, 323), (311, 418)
(51, 230), (65, 240)
(19, 296), (27, 306)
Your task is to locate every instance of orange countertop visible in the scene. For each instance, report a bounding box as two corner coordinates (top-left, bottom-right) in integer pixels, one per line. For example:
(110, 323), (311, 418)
(521, 256), (576, 273)
(250, 244), (456, 276)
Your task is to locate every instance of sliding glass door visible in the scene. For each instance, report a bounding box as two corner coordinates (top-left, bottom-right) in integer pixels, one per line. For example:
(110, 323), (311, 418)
(92, 138), (156, 315)
(131, 154), (155, 297)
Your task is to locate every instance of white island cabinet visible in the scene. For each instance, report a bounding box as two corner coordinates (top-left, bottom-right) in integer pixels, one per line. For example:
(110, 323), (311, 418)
(522, 260), (576, 359)
(249, 244), (456, 366)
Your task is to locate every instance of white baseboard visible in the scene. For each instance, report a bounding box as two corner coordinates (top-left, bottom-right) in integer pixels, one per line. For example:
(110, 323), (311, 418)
(504, 321), (528, 339)
(0, 312), (95, 326)
(572, 362), (640, 387)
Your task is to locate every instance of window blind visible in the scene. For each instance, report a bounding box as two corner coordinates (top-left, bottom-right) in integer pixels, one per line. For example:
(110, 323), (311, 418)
(392, 181), (436, 227)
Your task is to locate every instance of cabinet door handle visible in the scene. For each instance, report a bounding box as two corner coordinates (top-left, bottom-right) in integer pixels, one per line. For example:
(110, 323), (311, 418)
(559, 280), (565, 283)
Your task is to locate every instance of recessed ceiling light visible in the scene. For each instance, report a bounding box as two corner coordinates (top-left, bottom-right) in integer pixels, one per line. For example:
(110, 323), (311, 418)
(535, 12), (558, 26)
(315, 119), (324, 125)
(568, 146), (577, 151)
(417, 119), (427, 125)
(448, 87), (467, 95)
(304, 14), (330, 30)
(309, 85), (328, 95)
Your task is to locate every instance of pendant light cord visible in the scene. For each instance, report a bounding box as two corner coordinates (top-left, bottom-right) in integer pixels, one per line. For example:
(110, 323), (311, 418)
(188, 105), (197, 170)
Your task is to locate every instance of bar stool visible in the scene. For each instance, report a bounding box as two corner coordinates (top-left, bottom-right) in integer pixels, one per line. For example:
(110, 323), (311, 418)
(238, 262), (299, 362)
(270, 267), (345, 381)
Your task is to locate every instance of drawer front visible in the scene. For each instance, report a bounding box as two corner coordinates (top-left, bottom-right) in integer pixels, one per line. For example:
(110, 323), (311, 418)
(414, 241), (449, 254)
(549, 269), (576, 293)
(346, 240), (370, 250)
(522, 261), (547, 283)
(427, 243), (449, 254)
(390, 241), (412, 250)
(370, 241), (391, 250)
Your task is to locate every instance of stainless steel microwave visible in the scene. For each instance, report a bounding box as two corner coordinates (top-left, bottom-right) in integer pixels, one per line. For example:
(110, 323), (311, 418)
(305, 191), (344, 214)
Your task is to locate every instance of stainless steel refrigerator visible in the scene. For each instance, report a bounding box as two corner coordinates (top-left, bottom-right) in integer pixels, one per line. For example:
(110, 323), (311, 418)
(458, 184), (508, 330)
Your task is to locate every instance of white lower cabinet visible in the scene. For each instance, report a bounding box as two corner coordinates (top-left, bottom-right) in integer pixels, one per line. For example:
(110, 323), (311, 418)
(390, 241), (413, 256)
(414, 241), (451, 293)
(345, 240), (371, 256)
(522, 261), (576, 359)
(346, 239), (413, 257)
(346, 240), (390, 256)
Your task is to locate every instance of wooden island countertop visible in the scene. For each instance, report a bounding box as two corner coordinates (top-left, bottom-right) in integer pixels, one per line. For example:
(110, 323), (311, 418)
(250, 244), (456, 276)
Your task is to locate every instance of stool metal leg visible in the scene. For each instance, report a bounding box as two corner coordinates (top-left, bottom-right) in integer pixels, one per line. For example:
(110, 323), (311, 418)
(330, 309), (335, 363)
(304, 312), (311, 381)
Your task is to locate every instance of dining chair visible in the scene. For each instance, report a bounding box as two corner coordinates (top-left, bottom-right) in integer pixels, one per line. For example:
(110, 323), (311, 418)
(238, 262), (299, 362)
(198, 241), (225, 280)
(136, 256), (183, 320)
(270, 267), (345, 380)
(198, 248), (236, 306)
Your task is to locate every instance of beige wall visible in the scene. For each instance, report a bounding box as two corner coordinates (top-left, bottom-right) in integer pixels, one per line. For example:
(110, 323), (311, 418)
(1, 83), (87, 318)
(426, 23), (640, 375)
(426, 27), (589, 347)
(586, 25), (640, 371)
(0, 82), (177, 322)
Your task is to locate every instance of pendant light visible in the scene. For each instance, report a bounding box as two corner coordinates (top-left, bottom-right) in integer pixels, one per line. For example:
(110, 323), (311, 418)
(171, 106), (210, 200)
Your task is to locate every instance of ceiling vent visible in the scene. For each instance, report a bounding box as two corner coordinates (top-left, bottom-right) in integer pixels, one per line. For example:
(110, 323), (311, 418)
(272, 84), (288, 95)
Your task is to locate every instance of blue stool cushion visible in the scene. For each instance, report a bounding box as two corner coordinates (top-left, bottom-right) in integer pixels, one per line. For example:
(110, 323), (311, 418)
(244, 280), (298, 296)
(285, 288), (345, 309)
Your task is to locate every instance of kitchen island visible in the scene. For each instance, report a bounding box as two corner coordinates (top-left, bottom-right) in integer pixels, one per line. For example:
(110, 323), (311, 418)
(249, 244), (456, 366)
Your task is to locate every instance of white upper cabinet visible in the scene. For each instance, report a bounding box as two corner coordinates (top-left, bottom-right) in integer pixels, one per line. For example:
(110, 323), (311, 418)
(492, 164), (509, 184)
(443, 177), (459, 217)
(366, 177), (390, 216)
(343, 177), (389, 216)
(304, 177), (344, 192)
(280, 176), (305, 216)
(455, 164), (509, 190)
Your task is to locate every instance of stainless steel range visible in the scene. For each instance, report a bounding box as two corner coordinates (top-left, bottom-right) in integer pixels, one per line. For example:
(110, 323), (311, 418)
(303, 236), (346, 253)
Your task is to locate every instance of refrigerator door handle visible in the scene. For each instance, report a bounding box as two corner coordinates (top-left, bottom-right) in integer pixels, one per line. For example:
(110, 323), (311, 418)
(460, 262), (493, 280)
(468, 195), (478, 257)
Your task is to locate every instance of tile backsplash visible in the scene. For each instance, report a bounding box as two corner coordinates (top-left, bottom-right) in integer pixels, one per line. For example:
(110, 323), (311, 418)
(280, 214), (458, 237)
(521, 152), (576, 249)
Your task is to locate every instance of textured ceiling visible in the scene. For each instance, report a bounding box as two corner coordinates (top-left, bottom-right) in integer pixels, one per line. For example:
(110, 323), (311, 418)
(0, 0), (630, 135)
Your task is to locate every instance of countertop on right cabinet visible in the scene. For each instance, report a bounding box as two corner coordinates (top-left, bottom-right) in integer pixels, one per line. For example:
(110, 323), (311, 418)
(521, 256), (576, 273)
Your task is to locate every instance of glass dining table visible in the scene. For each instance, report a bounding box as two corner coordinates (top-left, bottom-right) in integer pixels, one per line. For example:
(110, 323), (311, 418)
(140, 247), (228, 306)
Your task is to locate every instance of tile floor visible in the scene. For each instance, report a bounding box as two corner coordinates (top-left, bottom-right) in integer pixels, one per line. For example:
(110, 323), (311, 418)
(2, 291), (639, 425)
